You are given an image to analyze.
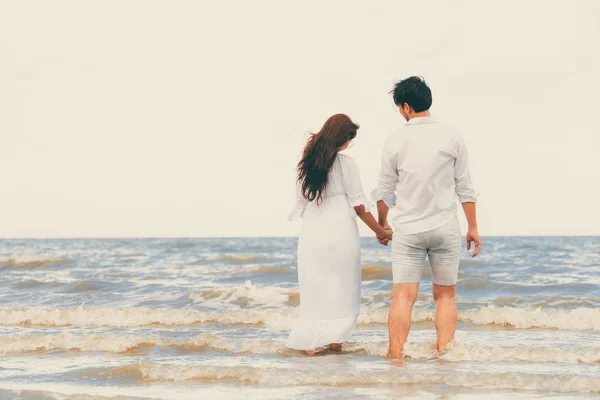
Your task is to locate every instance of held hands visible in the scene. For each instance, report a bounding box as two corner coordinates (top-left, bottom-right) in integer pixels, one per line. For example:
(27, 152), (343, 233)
(466, 228), (482, 258)
(376, 223), (393, 246)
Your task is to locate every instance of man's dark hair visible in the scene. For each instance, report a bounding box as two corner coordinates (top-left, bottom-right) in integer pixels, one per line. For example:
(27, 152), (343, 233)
(390, 76), (432, 112)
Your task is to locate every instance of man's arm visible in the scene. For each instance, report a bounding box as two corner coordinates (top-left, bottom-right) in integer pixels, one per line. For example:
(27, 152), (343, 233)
(377, 200), (390, 228)
(461, 202), (481, 257)
(455, 133), (481, 257)
(376, 200), (391, 245)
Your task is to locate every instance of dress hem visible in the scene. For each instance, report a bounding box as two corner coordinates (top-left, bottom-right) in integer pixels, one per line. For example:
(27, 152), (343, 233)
(286, 314), (359, 350)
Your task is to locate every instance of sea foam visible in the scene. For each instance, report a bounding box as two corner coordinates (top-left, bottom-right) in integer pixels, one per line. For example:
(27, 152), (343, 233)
(1, 305), (599, 331)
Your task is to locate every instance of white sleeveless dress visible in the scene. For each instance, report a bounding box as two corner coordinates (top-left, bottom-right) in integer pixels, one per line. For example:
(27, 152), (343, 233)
(287, 153), (372, 350)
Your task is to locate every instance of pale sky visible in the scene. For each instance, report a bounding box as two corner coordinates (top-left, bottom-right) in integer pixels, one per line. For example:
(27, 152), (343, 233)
(1, 0), (599, 237)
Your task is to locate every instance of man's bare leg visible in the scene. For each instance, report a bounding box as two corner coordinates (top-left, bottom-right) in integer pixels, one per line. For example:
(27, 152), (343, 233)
(388, 283), (419, 358)
(433, 284), (457, 352)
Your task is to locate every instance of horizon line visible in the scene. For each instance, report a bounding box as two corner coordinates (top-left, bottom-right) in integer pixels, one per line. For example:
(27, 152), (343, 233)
(0, 234), (598, 240)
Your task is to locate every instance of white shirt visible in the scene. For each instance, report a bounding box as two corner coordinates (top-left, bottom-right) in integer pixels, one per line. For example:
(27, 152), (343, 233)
(375, 116), (478, 235)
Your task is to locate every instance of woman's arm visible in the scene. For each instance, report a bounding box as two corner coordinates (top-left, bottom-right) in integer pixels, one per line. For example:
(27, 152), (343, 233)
(354, 205), (393, 243)
(339, 155), (392, 242)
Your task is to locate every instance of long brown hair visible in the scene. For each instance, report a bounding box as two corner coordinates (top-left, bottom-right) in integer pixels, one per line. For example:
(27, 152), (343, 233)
(297, 114), (359, 204)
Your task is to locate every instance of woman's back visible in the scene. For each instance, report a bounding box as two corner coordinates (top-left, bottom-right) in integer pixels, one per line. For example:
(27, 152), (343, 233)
(291, 154), (372, 221)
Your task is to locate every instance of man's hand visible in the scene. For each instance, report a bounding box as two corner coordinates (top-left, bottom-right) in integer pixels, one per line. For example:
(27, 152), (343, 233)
(376, 200), (391, 246)
(466, 229), (481, 258)
(377, 223), (393, 246)
(380, 222), (392, 232)
(377, 230), (392, 246)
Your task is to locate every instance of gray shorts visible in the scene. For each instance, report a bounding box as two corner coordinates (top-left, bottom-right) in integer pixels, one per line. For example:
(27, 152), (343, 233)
(391, 217), (462, 286)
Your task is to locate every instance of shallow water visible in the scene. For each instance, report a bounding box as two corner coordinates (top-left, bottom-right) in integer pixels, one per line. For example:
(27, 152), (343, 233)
(0, 237), (599, 399)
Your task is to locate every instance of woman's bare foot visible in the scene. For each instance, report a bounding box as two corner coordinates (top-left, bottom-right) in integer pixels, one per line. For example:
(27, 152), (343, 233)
(304, 349), (315, 355)
(329, 343), (342, 352)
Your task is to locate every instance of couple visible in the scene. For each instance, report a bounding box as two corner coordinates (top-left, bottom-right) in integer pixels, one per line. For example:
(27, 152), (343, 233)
(287, 77), (481, 357)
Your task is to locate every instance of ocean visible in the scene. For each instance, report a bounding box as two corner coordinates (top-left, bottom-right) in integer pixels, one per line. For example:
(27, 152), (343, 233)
(0, 237), (598, 399)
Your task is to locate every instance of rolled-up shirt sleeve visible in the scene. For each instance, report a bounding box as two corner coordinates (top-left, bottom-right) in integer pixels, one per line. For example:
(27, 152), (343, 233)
(340, 155), (373, 210)
(374, 137), (398, 208)
(454, 133), (479, 203)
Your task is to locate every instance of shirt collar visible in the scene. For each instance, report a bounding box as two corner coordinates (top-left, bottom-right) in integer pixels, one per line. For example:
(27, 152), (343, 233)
(406, 116), (437, 126)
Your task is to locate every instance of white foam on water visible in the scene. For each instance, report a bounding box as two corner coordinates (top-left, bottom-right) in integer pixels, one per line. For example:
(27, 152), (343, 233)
(2, 332), (599, 365)
(1, 305), (598, 331)
(0, 332), (159, 354)
(0, 383), (310, 400)
(1, 385), (586, 400)
(0, 332), (284, 356)
(136, 361), (600, 392)
(344, 340), (600, 364)
(0, 383), (420, 400)
(0, 305), (297, 329)
(189, 280), (294, 308)
(460, 306), (600, 330)
(359, 306), (600, 330)
(0, 353), (129, 379)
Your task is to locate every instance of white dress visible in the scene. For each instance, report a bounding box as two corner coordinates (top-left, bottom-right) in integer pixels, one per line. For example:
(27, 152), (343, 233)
(287, 153), (372, 350)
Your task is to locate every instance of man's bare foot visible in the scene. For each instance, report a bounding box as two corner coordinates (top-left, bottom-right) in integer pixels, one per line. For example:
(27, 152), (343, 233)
(388, 347), (403, 358)
(437, 339), (452, 353)
(304, 349), (315, 355)
(329, 343), (342, 352)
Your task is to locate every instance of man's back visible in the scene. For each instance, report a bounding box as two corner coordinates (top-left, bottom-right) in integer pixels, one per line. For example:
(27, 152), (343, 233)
(378, 116), (477, 235)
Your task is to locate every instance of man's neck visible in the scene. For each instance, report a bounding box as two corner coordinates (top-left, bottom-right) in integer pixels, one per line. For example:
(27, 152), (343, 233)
(408, 111), (431, 121)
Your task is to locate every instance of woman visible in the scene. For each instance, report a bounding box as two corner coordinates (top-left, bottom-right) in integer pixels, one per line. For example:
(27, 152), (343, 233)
(287, 114), (392, 355)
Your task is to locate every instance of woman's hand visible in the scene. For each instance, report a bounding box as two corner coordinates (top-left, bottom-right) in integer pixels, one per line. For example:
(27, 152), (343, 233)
(377, 227), (393, 246)
(354, 208), (393, 246)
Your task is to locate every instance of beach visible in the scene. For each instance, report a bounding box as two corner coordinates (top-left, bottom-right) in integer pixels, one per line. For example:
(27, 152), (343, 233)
(0, 236), (599, 399)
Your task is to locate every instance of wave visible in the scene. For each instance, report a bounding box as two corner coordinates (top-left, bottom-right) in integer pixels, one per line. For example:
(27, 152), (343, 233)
(13, 279), (105, 292)
(219, 255), (263, 264)
(492, 295), (600, 308)
(134, 362), (600, 391)
(1, 305), (598, 331)
(0, 333), (159, 355)
(229, 264), (433, 280)
(0, 384), (145, 400)
(357, 306), (600, 331)
(249, 265), (292, 274)
(0, 332), (284, 356)
(360, 265), (392, 280)
(461, 306), (600, 330)
(0, 305), (296, 329)
(360, 264), (432, 280)
(461, 276), (490, 289)
(0, 255), (71, 268)
(14, 279), (63, 289)
(346, 340), (600, 364)
(0, 389), (123, 400)
(2, 333), (599, 365)
(188, 281), (298, 307)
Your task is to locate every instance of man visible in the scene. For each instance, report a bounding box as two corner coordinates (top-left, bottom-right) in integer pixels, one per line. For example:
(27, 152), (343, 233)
(374, 76), (481, 358)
